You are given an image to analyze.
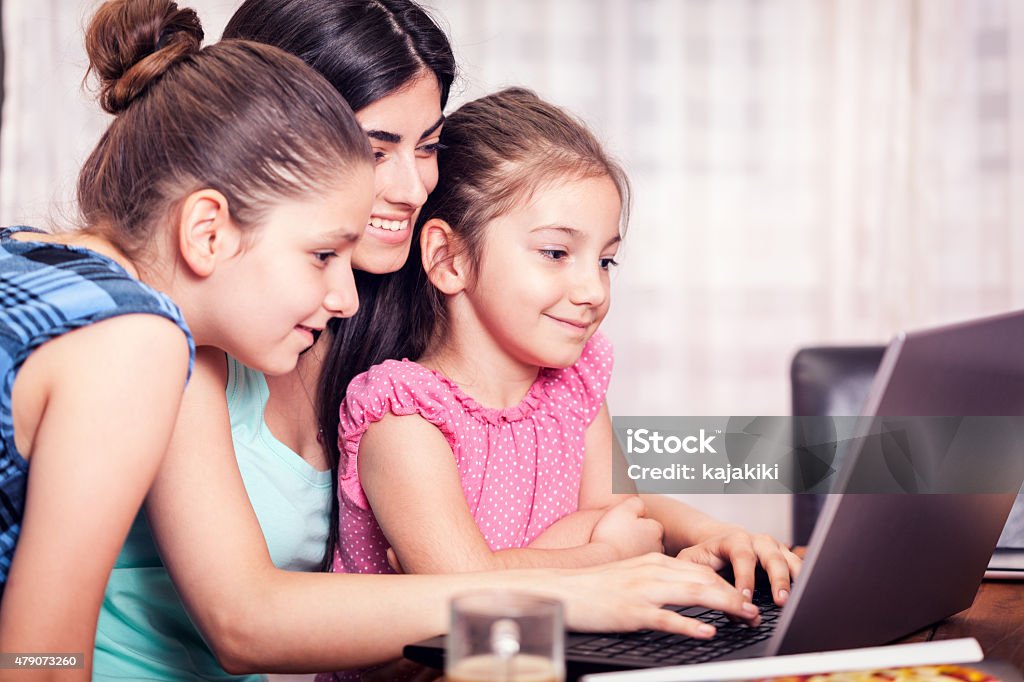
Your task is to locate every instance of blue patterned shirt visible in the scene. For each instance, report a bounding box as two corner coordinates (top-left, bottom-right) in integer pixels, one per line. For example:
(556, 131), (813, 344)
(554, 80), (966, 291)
(0, 227), (194, 591)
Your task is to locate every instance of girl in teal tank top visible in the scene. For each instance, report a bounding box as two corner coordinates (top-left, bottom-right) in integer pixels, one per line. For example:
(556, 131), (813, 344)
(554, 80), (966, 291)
(94, 359), (331, 681)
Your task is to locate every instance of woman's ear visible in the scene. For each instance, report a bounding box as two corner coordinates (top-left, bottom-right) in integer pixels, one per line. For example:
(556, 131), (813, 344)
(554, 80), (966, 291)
(420, 218), (468, 295)
(177, 189), (240, 278)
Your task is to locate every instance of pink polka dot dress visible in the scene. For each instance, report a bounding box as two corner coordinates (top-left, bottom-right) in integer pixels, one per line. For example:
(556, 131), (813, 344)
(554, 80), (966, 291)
(331, 332), (614, 576)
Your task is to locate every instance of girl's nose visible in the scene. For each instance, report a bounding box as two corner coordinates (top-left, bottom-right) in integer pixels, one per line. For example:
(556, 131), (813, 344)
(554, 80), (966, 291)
(569, 263), (609, 307)
(323, 259), (360, 319)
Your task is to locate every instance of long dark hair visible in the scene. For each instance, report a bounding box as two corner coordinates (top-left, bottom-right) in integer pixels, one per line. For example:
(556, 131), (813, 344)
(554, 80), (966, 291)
(224, 0), (456, 571)
(223, 0), (454, 112)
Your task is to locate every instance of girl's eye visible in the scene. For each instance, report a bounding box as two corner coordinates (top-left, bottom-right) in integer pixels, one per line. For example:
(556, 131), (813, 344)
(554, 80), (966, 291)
(540, 248), (569, 261)
(314, 251), (337, 264)
(600, 257), (620, 270)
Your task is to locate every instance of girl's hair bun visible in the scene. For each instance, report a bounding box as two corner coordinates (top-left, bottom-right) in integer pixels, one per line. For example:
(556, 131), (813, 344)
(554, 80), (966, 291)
(86, 0), (203, 115)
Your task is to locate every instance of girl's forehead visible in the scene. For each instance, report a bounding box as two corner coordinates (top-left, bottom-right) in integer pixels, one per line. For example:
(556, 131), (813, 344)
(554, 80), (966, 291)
(491, 175), (623, 240)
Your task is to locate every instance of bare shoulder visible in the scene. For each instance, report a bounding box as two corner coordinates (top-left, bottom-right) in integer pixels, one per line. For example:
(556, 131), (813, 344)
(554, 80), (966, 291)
(12, 313), (191, 457)
(31, 313), (191, 405)
(28, 313), (189, 379)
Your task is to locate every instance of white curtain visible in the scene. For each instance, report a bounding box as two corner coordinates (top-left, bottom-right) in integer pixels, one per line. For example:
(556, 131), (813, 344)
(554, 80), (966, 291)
(0, 0), (236, 230)
(3, 0), (1022, 540)
(431, 0), (1024, 539)
(433, 0), (1024, 417)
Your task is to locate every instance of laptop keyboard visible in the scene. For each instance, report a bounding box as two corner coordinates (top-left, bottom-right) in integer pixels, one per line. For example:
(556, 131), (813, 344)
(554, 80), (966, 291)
(566, 589), (781, 667)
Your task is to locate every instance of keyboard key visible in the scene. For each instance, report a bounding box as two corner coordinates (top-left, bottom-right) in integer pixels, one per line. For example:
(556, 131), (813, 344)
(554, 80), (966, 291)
(570, 592), (780, 667)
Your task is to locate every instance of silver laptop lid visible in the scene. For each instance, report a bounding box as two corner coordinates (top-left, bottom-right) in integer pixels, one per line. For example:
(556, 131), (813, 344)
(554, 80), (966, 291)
(768, 309), (1024, 655)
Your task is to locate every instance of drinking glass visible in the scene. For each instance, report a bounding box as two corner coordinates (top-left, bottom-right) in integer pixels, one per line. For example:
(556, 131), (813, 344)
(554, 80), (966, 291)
(446, 592), (565, 682)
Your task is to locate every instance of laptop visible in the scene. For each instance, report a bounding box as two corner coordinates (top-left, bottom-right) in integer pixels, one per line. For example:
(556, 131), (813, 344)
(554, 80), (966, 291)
(404, 309), (1024, 678)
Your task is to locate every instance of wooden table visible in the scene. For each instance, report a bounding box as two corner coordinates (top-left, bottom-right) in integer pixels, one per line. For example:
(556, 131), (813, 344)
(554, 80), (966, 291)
(898, 579), (1024, 670)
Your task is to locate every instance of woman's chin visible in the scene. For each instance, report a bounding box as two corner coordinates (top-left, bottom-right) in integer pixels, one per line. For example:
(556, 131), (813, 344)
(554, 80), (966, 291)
(352, 236), (413, 274)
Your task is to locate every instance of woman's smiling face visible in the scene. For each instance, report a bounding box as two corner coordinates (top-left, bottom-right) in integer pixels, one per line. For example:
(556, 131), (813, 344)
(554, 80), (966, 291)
(351, 71), (444, 274)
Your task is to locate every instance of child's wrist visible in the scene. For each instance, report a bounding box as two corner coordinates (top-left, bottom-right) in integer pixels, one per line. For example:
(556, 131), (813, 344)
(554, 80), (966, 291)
(589, 540), (625, 562)
(689, 521), (744, 547)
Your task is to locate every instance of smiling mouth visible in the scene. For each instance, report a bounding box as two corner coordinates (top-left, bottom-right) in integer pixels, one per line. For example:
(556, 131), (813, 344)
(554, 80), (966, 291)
(546, 314), (590, 330)
(294, 326), (323, 352)
(368, 217), (410, 232)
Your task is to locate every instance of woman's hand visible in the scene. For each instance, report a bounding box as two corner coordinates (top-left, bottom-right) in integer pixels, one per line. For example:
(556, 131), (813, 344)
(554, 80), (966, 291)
(590, 497), (665, 560)
(676, 527), (802, 605)
(552, 553), (760, 638)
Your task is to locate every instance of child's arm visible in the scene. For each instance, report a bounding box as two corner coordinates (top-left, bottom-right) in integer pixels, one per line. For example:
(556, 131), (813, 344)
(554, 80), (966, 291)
(527, 401), (658, 552)
(644, 494), (803, 604)
(578, 404), (743, 553)
(0, 315), (190, 680)
(592, 407), (802, 600)
(359, 413), (662, 574)
(577, 401), (802, 603)
(143, 351), (758, 674)
(577, 401), (638, 510)
(526, 500), (657, 550)
(525, 508), (605, 548)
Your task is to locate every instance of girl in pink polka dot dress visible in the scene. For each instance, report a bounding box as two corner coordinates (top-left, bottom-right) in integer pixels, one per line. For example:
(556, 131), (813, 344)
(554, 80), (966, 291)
(331, 88), (664, 581)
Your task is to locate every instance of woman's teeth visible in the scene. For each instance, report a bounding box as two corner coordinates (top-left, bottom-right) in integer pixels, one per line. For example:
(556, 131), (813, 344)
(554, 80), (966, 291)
(369, 217), (409, 231)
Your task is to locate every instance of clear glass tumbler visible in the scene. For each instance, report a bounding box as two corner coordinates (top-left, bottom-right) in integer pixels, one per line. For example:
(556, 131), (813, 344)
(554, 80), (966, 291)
(446, 592), (565, 682)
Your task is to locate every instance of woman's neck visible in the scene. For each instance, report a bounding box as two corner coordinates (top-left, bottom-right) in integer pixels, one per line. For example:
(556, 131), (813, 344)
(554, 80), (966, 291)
(263, 338), (328, 471)
(420, 326), (540, 410)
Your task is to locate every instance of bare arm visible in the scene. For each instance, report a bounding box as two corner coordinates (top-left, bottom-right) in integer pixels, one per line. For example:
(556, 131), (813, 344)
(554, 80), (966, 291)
(526, 509), (605, 549)
(0, 315), (189, 681)
(578, 402), (636, 509)
(645, 494), (803, 604)
(145, 352), (759, 675)
(574, 403), (665, 557)
(527, 401), (646, 550)
(146, 349), (472, 672)
(359, 413), (632, 574)
(582, 404), (801, 603)
(640, 494), (740, 555)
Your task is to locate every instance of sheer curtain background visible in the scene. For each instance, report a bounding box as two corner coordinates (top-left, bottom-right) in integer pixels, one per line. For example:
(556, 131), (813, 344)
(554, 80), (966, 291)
(3, 0), (1022, 540)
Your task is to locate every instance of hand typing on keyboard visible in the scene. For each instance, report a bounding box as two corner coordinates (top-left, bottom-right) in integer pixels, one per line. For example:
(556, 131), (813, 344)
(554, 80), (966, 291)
(676, 528), (803, 606)
(566, 590), (782, 667)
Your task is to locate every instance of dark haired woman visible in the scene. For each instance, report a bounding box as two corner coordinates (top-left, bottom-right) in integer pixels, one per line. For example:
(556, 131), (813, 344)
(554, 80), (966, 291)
(94, 1), (795, 680)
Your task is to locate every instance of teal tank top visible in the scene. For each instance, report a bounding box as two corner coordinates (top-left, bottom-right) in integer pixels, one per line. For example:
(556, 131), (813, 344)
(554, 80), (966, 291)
(93, 357), (333, 680)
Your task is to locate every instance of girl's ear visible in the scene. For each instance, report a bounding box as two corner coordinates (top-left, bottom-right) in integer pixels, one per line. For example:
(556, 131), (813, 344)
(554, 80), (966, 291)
(420, 218), (468, 295)
(177, 189), (241, 277)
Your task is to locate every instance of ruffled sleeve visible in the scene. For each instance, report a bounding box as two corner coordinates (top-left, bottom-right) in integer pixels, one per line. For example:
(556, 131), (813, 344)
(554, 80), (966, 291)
(546, 331), (615, 427)
(338, 360), (459, 509)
